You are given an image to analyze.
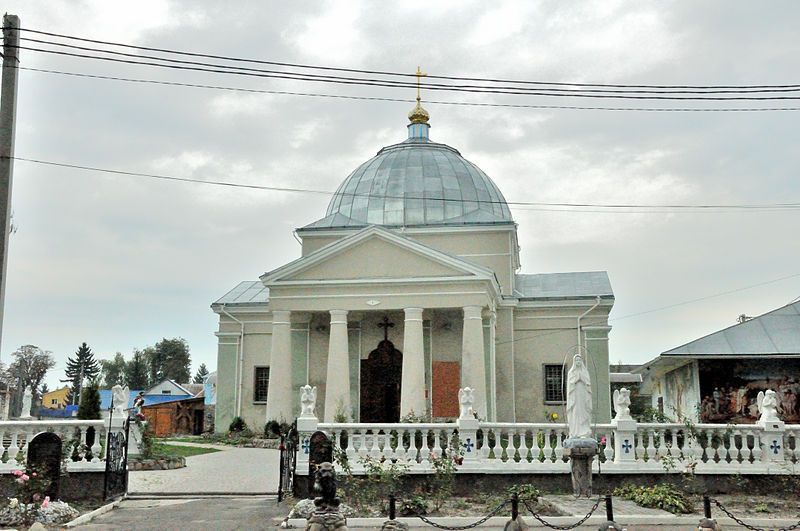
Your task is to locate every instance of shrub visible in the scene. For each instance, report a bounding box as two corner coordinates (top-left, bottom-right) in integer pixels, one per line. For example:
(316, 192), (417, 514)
(264, 420), (291, 439)
(613, 483), (694, 514)
(506, 483), (540, 503)
(229, 416), (247, 433)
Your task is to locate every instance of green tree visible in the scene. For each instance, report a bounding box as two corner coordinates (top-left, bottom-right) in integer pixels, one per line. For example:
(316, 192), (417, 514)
(7, 345), (56, 416)
(39, 382), (50, 395)
(100, 352), (127, 388)
(149, 338), (191, 383)
(125, 350), (150, 390)
(193, 363), (209, 384)
(77, 379), (101, 420)
(65, 342), (100, 405)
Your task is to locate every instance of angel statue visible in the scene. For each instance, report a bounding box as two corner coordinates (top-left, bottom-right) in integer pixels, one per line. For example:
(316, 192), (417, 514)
(300, 385), (317, 418)
(111, 384), (130, 416)
(613, 388), (632, 421)
(757, 389), (780, 422)
(458, 387), (475, 420)
(567, 354), (593, 439)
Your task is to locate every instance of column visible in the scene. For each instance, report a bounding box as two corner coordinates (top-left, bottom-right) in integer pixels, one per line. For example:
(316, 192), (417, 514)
(461, 305), (487, 419)
(324, 310), (350, 422)
(400, 307), (426, 418)
(266, 310), (293, 422)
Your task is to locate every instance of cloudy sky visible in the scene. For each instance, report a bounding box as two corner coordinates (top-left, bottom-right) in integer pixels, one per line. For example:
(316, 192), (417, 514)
(2, 1), (798, 387)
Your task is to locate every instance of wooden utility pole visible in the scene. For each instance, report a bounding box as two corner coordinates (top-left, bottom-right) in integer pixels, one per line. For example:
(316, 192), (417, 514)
(0, 15), (20, 350)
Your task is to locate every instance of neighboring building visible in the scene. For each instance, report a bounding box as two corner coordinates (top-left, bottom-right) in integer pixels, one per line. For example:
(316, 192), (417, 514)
(142, 397), (205, 437)
(638, 300), (800, 423)
(203, 371), (217, 433)
(41, 386), (70, 410)
(211, 103), (615, 432)
(99, 380), (195, 412)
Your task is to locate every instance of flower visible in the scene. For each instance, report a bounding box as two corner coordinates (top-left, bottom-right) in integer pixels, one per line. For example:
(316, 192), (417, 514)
(8, 498), (18, 509)
(33, 494), (40, 501)
(552, 413), (558, 420)
(32, 472), (37, 477)
(41, 496), (50, 509)
(600, 436), (607, 445)
(21, 474), (29, 481)
(11, 470), (22, 477)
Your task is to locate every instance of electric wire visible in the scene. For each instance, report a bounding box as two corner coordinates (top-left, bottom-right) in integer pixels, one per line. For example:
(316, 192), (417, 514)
(14, 44), (800, 101)
(19, 66), (800, 113)
(9, 26), (800, 91)
(15, 37), (800, 96)
(8, 156), (800, 212)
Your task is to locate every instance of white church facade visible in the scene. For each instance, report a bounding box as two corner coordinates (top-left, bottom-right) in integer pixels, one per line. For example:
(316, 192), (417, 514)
(211, 102), (614, 432)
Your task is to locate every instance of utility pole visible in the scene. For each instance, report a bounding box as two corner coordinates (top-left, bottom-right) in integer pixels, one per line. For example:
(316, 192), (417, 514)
(0, 15), (21, 351)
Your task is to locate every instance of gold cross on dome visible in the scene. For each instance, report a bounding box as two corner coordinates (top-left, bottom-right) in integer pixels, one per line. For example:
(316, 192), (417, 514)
(415, 65), (427, 102)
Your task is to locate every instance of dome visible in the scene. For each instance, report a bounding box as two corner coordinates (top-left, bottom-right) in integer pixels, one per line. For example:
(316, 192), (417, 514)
(305, 108), (513, 230)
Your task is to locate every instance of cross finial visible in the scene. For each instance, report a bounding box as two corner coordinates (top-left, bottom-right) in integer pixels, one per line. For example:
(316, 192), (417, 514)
(415, 65), (427, 102)
(377, 316), (394, 341)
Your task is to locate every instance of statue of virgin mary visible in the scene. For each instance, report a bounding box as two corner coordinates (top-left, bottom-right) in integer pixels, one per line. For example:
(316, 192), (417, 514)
(566, 354), (593, 439)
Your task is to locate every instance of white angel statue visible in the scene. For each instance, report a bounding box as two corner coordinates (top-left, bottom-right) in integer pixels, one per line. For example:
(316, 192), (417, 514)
(300, 385), (317, 418)
(612, 388), (632, 421)
(458, 387), (475, 419)
(757, 389), (780, 422)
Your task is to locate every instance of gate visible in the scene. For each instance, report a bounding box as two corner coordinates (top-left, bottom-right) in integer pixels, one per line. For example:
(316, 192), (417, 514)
(277, 421), (297, 502)
(103, 417), (130, 500)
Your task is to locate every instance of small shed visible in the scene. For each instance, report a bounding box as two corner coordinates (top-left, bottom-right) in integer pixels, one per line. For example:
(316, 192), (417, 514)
(142, 396), (206, 437)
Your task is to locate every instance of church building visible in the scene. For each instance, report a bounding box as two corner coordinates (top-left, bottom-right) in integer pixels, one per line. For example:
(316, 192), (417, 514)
(211, 100), (614, 432)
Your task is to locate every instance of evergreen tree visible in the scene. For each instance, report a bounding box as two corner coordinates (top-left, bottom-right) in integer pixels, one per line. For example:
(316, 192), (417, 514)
(65, 343), (100, 405)
(39, 382), (50, 395)
(125, 350), (150, 390)
(77, 379), (101, 420)
(193, 363), (209, 384)
(100, 352), (127, 388)
(149, 338), (191, 383)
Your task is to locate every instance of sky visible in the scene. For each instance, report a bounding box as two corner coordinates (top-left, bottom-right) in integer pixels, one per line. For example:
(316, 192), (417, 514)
(1, 1), (798, 388)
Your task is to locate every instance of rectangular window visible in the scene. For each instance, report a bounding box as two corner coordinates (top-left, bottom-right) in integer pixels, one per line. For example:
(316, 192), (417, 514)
(254, 366), (270, 403)
(544, 364), (566, 403)
(51, 398), (58, 405)
(162, 390), (171, 395)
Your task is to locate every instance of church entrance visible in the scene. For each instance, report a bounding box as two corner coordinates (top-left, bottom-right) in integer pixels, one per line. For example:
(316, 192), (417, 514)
(360, 317), (403, 422)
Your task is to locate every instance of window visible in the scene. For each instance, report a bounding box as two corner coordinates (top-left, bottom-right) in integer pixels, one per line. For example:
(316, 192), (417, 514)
(544, 364), (566, 403)
(254, 367), (270, 403)
(50, 398), (58, 405)
(162, 390), (171, 395)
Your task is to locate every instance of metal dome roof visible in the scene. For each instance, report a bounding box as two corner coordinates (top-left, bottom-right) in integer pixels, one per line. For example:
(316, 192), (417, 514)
(304, 125), (513, 230)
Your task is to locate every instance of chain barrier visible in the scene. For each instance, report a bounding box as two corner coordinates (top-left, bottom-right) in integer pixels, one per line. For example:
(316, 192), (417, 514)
(410, 499), (510, 530)
(710, 498), (800, 531)
(521, 496), (603, 530)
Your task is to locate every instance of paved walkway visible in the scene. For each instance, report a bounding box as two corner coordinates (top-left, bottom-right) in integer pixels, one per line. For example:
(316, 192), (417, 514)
(129, 445), (279, 494)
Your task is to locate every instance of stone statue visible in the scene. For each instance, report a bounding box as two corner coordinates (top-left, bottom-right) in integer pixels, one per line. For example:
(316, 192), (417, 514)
(306, 461), (347, 530)
(19, 386), (33, 419)
(757, 389), (780, 422)
(458, 387), (475, 420)
(300, 385), (317, 418)
(111, 385), (130, 416)
(566, 354), (592, 439)
(612, 388), (632, 421)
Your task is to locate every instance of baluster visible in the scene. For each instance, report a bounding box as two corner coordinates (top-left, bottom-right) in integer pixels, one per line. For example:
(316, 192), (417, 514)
(634, 429), (645, 461)
(654, 428), (666, 460)
(7, 431), (19, 464)
(356, 431), (368, 460)
(0, 431), (7, 465)
(419, 429), (431, 464)
(552, 428), (563, 463)
(522, 429), (533, 463)
(644, 430), (656, 461)
(345, 431), (357, 462)
(723, 430), (734, 465)
(396, 429), (408, 462)
(731, 429), (742, 464)
(790, 431), (800, 464)
(751, 428), (763, 462)
(668, 430), (678, 460)
(432, 429), (441, 461)
(603, 431), (614, 462)
(486, 428), (497, 460)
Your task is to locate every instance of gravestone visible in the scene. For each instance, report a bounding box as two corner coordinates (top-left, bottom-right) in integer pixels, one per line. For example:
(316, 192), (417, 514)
(27, 432), (62, 499)
(307, 431), (332, 498)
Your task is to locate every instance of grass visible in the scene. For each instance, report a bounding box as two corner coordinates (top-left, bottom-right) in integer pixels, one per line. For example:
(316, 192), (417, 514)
(151, 442), (221, 458)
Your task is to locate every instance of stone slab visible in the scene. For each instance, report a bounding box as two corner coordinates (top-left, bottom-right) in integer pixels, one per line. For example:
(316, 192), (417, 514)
(542, 494), (675, 517)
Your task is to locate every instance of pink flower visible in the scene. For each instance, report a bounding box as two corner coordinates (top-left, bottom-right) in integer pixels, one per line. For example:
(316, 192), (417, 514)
(12, 470), (22, 477)
(31, 472), (37, 477)
(600, 436), (607, 445)
(15, 477), (25, 484)
(41, 496), (49, 509)
(21, 474), (29, 481)
(32, 494), (40, 501)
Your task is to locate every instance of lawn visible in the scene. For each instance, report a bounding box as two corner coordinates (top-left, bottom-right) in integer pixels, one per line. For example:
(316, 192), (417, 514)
(151, 442), (221, 458)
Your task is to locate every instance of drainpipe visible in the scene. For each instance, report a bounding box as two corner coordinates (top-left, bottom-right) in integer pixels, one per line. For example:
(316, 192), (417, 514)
(220, 305), (245, 418)
(577, 296), (602, 357)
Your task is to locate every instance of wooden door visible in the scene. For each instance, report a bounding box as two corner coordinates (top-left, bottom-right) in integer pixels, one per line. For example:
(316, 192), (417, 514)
(432, 361), (460, 418)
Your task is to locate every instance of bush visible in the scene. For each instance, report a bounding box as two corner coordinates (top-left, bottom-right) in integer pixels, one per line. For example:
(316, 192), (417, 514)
(229, 416), (247, 433)
(613, 483), (694, 514)
(264, 420), (291, 439)
(506, 483), (540, 503)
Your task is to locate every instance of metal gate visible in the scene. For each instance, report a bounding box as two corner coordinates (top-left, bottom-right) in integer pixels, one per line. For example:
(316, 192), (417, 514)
(277, 421), (297, 502)
(103, 417), (130, 500)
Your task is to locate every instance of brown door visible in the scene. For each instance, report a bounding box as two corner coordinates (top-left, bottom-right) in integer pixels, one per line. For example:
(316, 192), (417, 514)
(432, 361), (460, 418)
(360, 339), (402, 422)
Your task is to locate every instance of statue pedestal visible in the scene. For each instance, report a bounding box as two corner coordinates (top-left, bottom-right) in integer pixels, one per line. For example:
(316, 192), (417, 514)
(563, 438), (598, 498)
(757, 419), (785, 464)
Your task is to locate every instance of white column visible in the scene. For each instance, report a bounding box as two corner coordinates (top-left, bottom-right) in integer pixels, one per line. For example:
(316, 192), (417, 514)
(400, 307), (426, 418)
(461, 306), (487, 419)
(266, 310), (293, 422)
(324, 309), (351, 422)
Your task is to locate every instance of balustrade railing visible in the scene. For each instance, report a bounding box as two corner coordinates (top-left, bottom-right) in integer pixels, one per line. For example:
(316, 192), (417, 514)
(0, 419), (116, 472)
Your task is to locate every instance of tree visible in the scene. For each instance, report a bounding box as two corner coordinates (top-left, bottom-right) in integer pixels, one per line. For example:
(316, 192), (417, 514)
(65, 342), (100, 405)
(149, 338), (191, 383)
(7, 345), (56, 417)
(193, 363), (209, 384)
(125, 350), (150, 390)
(39, 382), (50, 395)
(77, 379), (101, 420)
(100, 352), (127, 388)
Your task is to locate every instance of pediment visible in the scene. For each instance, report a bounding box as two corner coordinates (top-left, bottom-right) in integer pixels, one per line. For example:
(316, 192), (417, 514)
(262, 226), (492, 284)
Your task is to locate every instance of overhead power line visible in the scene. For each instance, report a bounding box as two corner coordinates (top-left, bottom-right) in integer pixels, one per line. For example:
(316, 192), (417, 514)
(6, 156), (800, 213)
(13, 44), (800, 101)
(20, 66), (800, 113)
(15, 37), (800, 97)
(9, 26), (800, 91)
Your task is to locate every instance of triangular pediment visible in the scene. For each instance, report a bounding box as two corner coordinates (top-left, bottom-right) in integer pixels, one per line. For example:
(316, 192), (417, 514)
(261, 226), (493, 284)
